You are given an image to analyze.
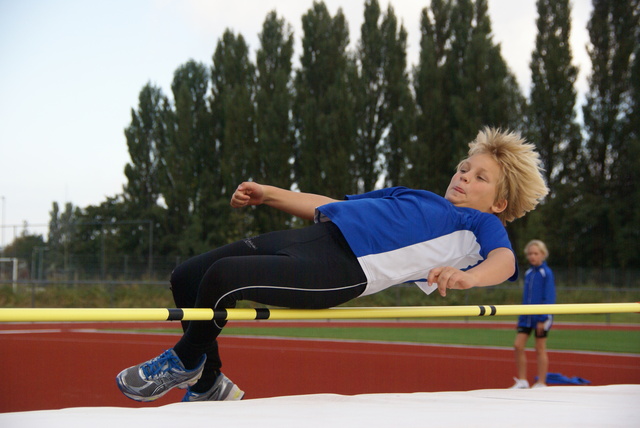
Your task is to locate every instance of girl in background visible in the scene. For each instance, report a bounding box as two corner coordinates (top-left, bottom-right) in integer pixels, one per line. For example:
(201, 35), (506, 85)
(510, 239), (556, 389)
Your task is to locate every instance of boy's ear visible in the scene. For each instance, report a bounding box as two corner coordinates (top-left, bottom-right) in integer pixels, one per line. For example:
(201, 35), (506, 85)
(491, 198), (508, 214)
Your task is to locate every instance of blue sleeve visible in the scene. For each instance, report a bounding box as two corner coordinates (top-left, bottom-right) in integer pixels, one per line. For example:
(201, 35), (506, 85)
(537, 266), (555, 323)
(473, 214), (512, 259)
(473, 213), (518, 282)
(543, 267), (556, 304)
(345, 186), (407, 200)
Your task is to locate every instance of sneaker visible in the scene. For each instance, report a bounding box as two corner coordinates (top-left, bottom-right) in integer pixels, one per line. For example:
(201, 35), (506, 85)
(509, 377), (530, 389)
(116, 349), (206, 402)
(532, 382), (547, 388)
(182, 372), (245, 402)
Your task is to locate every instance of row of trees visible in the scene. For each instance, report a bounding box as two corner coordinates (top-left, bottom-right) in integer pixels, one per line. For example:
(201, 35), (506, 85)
(4, 0), (640, 280)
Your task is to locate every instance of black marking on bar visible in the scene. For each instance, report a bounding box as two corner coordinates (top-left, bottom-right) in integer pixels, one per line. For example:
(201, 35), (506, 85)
(478, 305), (486, 316)
(167, 308), (184, 321)
(255, 308), (271, 320)
(489, 305), (497, 316)
(213, 309), (228, 321)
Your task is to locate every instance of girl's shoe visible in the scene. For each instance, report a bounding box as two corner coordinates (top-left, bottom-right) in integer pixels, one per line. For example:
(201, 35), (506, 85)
(509, 377), (530, 389)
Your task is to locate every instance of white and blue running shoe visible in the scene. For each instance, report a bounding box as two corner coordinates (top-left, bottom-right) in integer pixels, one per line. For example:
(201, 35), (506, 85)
(181, 372), (244, 402)
(116, 349), (206, 402)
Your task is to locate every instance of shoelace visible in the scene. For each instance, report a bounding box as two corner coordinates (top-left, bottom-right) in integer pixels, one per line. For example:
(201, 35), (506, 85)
(141, 350), (181, 379)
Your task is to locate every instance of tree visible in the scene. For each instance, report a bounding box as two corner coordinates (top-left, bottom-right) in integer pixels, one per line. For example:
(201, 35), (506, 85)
(294, 1), (357, 198)
(411, 0), (454, 192)
(123, 83), (168, 212)
(617, 27), (640, 268)
(160, 60), (214, 254)
(412, 0), (525, 195)
(578, 0), (639, 268)
(122, 83), (171, 258)
(211, 30), (257, 194)
(354, 0), (415, 191)
(253, 11), (296, 233)
(2, 230), (45, 278)
(208, 30), (257, 245)
(68, 196), (127, 279)
(450, 0), (524, 143)
(527, 0), (581, 190)
(47, 202), (78, 278)
(522, 0), (582, 267)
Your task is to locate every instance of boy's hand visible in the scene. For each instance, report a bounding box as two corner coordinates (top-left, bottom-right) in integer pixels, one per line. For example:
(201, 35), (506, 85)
(230, 182), (265, 208)
(427, 267), (478, 297)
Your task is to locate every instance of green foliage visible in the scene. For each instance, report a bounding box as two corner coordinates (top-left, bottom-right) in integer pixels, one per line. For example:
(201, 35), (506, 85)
(111, 283), (175, 308)
(253, 11), (296, 234)
(0, 283), (174, 308)
(353, 0), (415, 191)
(294, 2), (357, 197)
(0, 283), (111, 307)
(411, 0), (525, 194)
(527, 0), (581, 189)
(2, 231), (45, 262)
(576, 0), (639, 269)
(515, 0), (583, 267)
(123, 83), (167, 212)
(163, 60), (213, 246)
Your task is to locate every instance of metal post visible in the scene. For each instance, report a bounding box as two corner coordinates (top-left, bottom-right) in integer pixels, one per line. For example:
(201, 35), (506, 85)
(12, 257), (18, 293)
(31, 248), (37, 280)
(38, 247), (46, 280)
(148, 220), (153, 278)
(101, 224), (105, 280)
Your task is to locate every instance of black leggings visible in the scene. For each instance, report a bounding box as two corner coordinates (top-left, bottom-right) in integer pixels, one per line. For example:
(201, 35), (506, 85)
(170, 221), (367, 370)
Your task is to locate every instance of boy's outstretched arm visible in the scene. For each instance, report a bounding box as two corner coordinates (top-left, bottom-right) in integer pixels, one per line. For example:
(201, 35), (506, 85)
(427, 247), (516, 297)
(230, 181), (340, 221)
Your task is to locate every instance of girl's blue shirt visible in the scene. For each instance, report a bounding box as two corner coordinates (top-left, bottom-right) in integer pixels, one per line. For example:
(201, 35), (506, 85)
(518, 261), (556, 326)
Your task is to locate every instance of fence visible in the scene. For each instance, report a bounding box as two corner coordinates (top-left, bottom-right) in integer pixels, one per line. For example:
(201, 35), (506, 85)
(0, 254), (187, 282)
(2, 278), (638, 308)
(2, 253), (640, 286)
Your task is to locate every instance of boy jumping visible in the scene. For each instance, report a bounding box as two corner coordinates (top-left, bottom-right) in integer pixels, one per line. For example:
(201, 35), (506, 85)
(116, 127), (548, 402)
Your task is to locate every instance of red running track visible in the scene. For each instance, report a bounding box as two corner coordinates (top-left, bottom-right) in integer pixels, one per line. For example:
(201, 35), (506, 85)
(1, 322), (639, 413)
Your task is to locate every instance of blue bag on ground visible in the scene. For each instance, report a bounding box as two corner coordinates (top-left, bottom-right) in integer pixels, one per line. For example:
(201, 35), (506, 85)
(539, 373), (591, 385)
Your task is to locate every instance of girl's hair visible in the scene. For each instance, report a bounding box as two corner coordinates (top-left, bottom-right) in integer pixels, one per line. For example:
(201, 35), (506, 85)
(524, 239), (549, 259)
(462, 127), (549, 224)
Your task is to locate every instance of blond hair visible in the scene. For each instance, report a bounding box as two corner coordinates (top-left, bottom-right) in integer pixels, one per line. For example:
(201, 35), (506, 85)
(525, 239), (549, 259)
(461, 127), (548, 224)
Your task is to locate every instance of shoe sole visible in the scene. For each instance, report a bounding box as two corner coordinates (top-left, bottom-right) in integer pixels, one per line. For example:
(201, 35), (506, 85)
(116, 375), (200, 402)
(183, 383), (245, 402)
(223, 384), (245, 401)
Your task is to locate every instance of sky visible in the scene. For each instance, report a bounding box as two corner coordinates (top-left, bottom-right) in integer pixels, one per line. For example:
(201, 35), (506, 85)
(0, 0), (593, 246)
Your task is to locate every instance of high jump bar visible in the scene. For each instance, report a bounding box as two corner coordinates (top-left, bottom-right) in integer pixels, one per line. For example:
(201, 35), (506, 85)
(0, 302), (638, 322)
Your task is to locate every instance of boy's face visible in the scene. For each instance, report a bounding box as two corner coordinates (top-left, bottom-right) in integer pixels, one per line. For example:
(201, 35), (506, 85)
(444, 153), (507, 215)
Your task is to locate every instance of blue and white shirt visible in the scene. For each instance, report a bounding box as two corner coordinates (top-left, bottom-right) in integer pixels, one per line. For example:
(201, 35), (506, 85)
(315, 186), (517, 296)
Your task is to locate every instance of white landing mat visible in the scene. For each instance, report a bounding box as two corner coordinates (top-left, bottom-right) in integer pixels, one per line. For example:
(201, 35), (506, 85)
(1, 385), (638, 428)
